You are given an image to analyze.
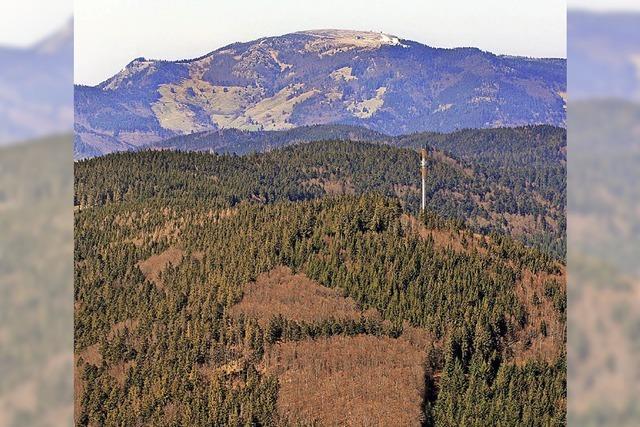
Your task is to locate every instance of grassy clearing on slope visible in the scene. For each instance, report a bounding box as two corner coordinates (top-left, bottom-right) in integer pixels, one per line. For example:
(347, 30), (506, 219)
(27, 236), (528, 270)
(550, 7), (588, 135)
(262, 334), (426, 426)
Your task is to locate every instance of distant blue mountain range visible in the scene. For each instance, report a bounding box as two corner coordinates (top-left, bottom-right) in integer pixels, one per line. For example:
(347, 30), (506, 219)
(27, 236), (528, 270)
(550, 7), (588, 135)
(569, 10), (640, 101)
(0, 19), (73, 145)
(74, 29), (566, 158)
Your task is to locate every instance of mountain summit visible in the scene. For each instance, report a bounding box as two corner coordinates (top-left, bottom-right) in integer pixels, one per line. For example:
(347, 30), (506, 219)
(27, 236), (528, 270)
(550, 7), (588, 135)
(295, 29), (409, 50)
(74, 29), (565, 157)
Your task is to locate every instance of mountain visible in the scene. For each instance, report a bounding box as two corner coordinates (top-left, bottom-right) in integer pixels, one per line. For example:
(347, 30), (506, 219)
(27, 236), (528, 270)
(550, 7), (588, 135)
(0, 19), (73, 145)
(75, 143), (566, 425)
(566, 12), (640, 424)
(75, 193), (565, 426)
(568, 10), (640, 101)
(74, 29), (566, 157)
(568, 100), (640, 426)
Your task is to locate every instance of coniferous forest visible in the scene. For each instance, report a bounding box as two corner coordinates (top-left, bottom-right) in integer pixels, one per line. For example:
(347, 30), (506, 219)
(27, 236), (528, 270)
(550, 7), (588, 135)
(74, 135), (566, 426)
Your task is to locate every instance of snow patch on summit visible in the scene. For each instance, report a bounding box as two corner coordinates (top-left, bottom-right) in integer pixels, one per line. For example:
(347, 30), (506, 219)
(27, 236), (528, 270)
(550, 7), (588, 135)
(102, 58), (155, 91)
(300, 30), (408, 56)
(379, 33), (408, 47)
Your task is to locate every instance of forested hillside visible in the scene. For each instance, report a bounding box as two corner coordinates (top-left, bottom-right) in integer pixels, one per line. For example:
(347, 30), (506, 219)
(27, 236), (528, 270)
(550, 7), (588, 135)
(395, 126), (565, 209)
(396, 126), (566, 247)
(1, 135), (73, 426)
(75, 137), (566, 425)
(75, 194), (565, 425)
(75, 139), (565, 257)
(568, 100), (640, 425)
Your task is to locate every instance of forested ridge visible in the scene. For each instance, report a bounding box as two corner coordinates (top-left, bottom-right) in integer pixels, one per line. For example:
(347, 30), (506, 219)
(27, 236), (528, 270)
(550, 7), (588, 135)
(131, 124), (566, 257)
(395, 125), (566, 212)
(144, 124), (387, 155)
(74, 138), (566, 425)
(75, 138), (565, 258)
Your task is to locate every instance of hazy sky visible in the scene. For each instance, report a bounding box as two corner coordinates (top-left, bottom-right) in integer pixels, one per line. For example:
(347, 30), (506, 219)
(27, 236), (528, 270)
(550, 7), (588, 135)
(4, 1), (640, 85)
(75, 0), (568, 85)
(0, 0), (71, 47)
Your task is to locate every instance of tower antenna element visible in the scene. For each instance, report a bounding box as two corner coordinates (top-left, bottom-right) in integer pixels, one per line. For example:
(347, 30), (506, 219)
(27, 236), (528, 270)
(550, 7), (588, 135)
(421, 147), (427, 211)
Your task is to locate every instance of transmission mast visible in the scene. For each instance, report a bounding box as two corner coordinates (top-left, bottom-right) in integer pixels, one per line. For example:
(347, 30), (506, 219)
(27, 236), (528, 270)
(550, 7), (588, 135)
(420, 148), (427, 212)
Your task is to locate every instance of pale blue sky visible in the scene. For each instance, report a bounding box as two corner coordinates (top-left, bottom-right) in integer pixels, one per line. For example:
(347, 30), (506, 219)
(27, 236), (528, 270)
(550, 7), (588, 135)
(0, 0), (71, 47)
(73, 0), (571, 85)
(6, 1), (640, 85)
